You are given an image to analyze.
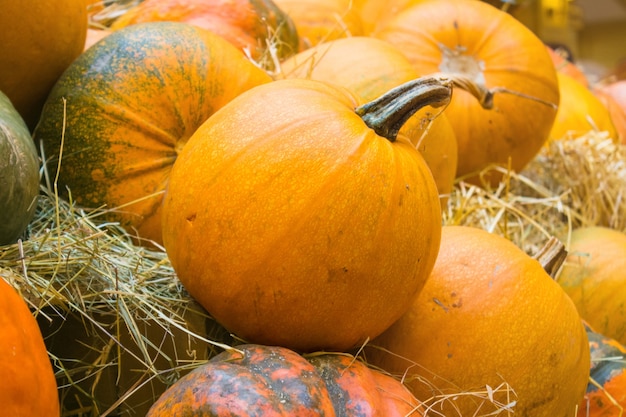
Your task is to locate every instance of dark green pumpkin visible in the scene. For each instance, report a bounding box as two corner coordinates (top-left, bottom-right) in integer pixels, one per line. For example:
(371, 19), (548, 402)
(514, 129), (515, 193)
(0, 90), (39, 245)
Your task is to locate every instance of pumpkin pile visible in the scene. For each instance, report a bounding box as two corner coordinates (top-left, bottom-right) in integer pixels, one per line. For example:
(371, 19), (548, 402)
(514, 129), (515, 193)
(2, 0), (626, 415)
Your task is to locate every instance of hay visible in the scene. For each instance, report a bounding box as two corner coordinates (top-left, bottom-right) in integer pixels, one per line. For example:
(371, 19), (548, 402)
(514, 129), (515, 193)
(0, 184), (232, 416)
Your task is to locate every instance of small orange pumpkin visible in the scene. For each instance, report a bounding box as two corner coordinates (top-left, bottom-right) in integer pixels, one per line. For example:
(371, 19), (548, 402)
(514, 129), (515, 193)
(34, 22), (272, 245)
(366, 225), (590, 417)
(280, 35), (458, 206)
(146, 344), (423, 416)
(558, 226), (626, 346)
(0, 278), (60, 416)
(162, 77), (448, 352)
(110, 0), (299, 63)
(546, 45), (590, 88)
(549, 73), (617, 142)
(372, 0), (559, 186)
(594, 80), (626, 144)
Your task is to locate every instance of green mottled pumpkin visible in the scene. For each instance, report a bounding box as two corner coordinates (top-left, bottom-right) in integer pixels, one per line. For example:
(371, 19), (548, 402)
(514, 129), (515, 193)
(0, 90), (39, 245)
(33, 21), (272, 246)
(145, 344), (423, 416)
(577, 323), (626, 417)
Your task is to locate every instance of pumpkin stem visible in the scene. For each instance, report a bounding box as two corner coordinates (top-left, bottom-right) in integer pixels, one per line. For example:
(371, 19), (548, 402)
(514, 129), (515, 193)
(355, 76), (453, 142)
(438, 72), (558, 111)
(533, 236), (568, 279)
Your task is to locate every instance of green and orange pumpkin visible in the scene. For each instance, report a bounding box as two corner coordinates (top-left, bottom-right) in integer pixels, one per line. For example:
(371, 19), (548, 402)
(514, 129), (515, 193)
(34, 22), (272, 246)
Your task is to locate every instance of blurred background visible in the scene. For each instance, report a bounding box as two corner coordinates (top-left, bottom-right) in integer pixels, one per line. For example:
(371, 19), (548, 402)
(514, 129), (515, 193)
(486, 0), (626, 83)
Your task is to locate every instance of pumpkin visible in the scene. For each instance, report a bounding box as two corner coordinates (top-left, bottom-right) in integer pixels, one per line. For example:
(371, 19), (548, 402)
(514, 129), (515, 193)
(162, 76), (449, 352)
(146, 344), (423, 416)
(594, 80), (626, 144)
(557, 226), (626, 346)
(372, 0), (560, 186)
(546, 45), (590, 88)
(0, 90), (40, 246)
(548, 73), (617, 142)
(366, 225), (590, 417)
(0, 277), (60, 416)
(272, 0), (364, 50)
(279, 35), (458, 207)
(83, 27), (113, 51)
(33, 22), (272, 246)
(110, 0), (299, 64)
(0, 0), (87, 130)
(577, 323), (626, 417)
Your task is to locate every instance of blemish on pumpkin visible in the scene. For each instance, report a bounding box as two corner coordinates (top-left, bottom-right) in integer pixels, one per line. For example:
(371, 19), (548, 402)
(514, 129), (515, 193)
(433, 297), (449, 312)
(91, 168), (105, 182)
(186, 213), (196, 223)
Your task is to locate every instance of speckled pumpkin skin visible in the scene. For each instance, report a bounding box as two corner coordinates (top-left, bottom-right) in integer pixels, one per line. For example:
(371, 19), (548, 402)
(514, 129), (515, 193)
(33, 21), (272, 245)
(145, 344), (422, 416)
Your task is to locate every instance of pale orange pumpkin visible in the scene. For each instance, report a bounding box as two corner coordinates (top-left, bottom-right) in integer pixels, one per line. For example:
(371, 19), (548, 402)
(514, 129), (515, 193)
(162, 77), (448, 352)
(280, 36), (458, 206)
(549, 72), (617, 142)
(558, 226), (626, 346)
(366, 225), (590, 417)
(593, 80), (626, 144)
(372, 0), (559, 186)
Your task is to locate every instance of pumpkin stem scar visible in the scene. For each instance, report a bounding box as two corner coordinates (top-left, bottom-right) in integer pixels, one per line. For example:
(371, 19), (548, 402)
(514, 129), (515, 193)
(355, 76), (453, 142)
(533, 236), (568, 279)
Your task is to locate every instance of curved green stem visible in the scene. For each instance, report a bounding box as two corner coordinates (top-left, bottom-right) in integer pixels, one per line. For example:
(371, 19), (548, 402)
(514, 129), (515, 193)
(355, 76), (453, 142)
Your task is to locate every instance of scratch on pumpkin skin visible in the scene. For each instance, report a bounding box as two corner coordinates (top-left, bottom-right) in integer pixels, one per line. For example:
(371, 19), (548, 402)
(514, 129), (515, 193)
(433, 297), (449, 312)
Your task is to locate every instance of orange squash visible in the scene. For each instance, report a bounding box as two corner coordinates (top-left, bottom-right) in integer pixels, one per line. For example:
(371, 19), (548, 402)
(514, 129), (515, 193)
(162, 77), (448, 352)
(0, 278), (60, 416)
(372, 0), (559, 186)
(110, 0), (299, 63)
(366, 225), (590, 417)
(280, 36), (458, 206)
(146, 344), (423, 416)
(272, 0), (364, 50)
(549, 73), (617, 142)
(0, 0), (88, 130)
(558, 226), (626, 346)
(34, 22), (272, 246)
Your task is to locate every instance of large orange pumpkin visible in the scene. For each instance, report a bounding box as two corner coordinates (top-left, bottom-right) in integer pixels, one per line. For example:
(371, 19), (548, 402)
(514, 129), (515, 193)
(0, 0), (88, 130)
(146, 344), (423, 416)
(0, 278), (60, 416)
(549, 73), (617, 142)
(162, 76), (448, 352)
(557, 226), (626, 346)
(366, 225), (590, 417)
(372, 0), (559, 186)
(279, 36), (458, 206)
(110, 0), (299, 64)
(33, 22), (272, 246)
